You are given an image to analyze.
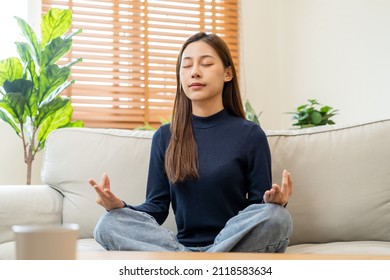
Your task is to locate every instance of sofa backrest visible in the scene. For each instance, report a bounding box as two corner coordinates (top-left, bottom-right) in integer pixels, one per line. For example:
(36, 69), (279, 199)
(41, 128), (164, 238)
(42, 119), (390, 244)
(267, 119), (390, 245)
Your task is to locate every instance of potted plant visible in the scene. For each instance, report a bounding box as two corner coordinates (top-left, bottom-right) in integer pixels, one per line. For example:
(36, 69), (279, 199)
(0, 8), (83, 184)
(288, 99), (338, 128)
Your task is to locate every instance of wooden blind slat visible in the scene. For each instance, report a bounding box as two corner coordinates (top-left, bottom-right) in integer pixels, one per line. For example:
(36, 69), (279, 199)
(42, 0), (239, 129)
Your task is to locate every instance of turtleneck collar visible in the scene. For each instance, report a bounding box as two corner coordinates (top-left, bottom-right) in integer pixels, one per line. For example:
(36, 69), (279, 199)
(192, 109), (230, 129)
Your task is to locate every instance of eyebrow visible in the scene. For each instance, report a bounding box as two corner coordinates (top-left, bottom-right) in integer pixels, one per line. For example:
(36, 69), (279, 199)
(182, 55), (216, 60)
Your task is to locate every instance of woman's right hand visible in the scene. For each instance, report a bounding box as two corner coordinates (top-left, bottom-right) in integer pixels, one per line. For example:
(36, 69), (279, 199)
(263, 169), (292, 206)
(88, 173), (125, 211)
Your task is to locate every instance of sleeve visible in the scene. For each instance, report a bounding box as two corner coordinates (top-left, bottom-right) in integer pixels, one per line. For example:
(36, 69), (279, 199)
(126, 126), (171, 225)
(244, 124), (272, 204)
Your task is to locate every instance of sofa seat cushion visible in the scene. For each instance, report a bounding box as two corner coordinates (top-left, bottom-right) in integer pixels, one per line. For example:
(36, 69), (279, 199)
(77, 238), (106, 252)
(286, 241), (390, 255)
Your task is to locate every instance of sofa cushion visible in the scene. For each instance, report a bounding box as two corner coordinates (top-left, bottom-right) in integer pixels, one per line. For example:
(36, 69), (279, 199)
(267, 119), (390, 245)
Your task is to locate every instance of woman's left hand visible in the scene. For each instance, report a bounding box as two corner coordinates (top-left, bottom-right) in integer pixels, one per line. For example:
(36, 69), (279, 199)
(263, 169), (292, 206)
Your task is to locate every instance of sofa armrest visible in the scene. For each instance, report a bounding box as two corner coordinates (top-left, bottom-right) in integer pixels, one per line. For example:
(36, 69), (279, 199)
(0, 185), (63, 244)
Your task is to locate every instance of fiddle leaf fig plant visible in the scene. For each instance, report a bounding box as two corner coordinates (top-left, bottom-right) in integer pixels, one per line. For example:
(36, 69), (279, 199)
(0, 8), (84, 184)
(288, 99), (338, 128)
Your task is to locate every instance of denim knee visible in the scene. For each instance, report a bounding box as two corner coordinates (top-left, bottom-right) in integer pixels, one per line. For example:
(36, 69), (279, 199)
(93, 212), (112, 247)
(262, 203), (293, 237)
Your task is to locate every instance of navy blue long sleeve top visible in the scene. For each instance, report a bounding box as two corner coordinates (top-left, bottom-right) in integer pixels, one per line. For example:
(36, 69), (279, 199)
(130, 109), (272, 247)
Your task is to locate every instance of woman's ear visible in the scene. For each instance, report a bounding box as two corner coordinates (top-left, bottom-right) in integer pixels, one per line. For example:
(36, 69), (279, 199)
(224, 66), (233, 82)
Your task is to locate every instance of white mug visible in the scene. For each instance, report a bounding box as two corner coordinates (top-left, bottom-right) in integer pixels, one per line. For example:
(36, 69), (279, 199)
(12, 223), (79, 260)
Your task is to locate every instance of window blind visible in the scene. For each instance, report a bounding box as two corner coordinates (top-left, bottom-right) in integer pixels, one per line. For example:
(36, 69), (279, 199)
(42, 0), (239, 129)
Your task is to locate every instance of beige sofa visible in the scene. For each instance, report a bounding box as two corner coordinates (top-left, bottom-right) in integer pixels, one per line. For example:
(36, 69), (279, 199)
(1, 118), (390, 259)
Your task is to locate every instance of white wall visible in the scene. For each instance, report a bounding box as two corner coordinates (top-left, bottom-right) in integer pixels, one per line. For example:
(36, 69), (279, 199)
(239, 0), (283, 129)
(241, 0), (390, 129)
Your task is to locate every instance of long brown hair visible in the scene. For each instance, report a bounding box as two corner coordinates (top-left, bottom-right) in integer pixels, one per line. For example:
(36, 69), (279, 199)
(165, 32), (245, 184)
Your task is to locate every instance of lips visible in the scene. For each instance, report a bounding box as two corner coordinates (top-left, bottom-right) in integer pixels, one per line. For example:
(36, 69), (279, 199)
(189, 82), (205, 88)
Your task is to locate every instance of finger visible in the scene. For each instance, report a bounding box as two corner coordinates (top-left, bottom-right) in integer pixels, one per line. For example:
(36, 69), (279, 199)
(263, 191), (270, 202)
(281, 170), (291, 194)
(266, 189), (276, 201)
(101, 173), (111, 190)
(272, 184), (281, 192)
(104, 173), (111, 189)
(92, 184), (107, 198)
(88, 178), (97, 187)
(288, 171), (293, 193)
(283, 170), (293, 195)
(280, 171), (293, 204)
(282, 170), (288, 187)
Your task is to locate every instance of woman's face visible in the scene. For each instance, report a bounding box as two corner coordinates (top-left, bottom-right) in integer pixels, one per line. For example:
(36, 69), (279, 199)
(179, 41), (232, 114)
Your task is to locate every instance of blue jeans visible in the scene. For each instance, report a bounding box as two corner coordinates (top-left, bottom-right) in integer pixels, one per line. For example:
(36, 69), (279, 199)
(93, 203), (292, 253)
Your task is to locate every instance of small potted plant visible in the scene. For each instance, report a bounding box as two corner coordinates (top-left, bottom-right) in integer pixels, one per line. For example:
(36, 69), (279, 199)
(288, 99), (338, 128)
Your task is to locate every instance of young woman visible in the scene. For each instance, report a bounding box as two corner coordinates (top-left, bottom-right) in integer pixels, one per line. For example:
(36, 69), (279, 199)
(89, 32), (293, 253)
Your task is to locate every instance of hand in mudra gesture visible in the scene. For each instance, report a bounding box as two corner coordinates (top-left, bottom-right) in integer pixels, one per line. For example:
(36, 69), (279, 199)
(263, 170), (292, 206)
(88, 173), (124, 211)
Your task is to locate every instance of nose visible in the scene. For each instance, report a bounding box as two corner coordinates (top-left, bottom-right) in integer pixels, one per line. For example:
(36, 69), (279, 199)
(191, 64), (201, 78)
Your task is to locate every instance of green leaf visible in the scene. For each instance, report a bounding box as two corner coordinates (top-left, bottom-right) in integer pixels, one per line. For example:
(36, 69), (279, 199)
(3, 79), (33, 96)
(43, 79), (74, 105)
(41, 36), (72, 67)
(0, 109), (21, 134)
(297, 111), (308, 121)
(310, 111), (322, 125)
(15, 42), (38, 86)
(0, 57), (23, 85)
(320, 106), (332, 113)
(244, 100), (261, 124)
(37, 100), (73, 149)
(38, 64), (70, 103)
(63, 120), (84, 128)
(0, 92), (26, 121)
(41, 9), (72, 47)
(15, 17), (41, 66)
(35, 97), (70, 127)
(308, 99), (319, 105)
(64, 28), (82, 40)
(3, 79), (35, 118)
(158, 116), (171, 125)
(297, 104), (308, 111)
(135, 122), (156, 130)
(64, 57), (82, 69)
